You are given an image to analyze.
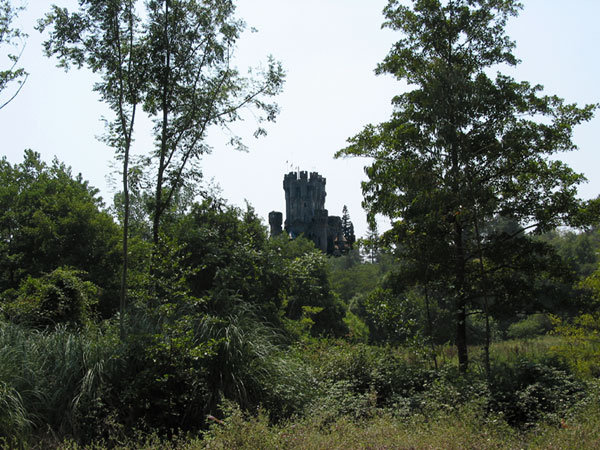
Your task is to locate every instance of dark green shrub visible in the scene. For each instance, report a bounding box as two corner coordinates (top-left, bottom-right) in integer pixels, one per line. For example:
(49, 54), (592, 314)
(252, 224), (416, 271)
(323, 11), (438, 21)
(488, 358), (587, 427)
(299, 342), (440, 418)
(3, 267), (99, 328)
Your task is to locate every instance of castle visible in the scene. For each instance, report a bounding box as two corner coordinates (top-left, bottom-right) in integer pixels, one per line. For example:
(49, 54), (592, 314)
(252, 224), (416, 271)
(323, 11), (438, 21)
(269, 171), (354, 255)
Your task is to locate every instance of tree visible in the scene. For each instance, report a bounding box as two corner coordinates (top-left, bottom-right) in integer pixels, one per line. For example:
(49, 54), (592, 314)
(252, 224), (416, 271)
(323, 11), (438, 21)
(361, 221), (381, 264)
(337, 0), (596, 372)
(0, 151), (121, 316)
(143, 0), (284, 246)
(540, 227), (600, 279)
(40, 0), (145, 338)
(341, 205), (356, 250)
(40, 0), (284, 334)
(172, 198), (347, 336)
(0, 0), (27, 109)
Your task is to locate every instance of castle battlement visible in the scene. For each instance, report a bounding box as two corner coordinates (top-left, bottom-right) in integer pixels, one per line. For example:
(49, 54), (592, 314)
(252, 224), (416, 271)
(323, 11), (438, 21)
(283, 171), (326, 187)
(270, 171), (354, 255)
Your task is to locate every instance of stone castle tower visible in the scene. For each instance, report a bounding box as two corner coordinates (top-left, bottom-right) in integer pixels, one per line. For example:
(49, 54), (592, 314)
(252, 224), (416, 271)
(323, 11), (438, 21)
(269, 171), (353, 254)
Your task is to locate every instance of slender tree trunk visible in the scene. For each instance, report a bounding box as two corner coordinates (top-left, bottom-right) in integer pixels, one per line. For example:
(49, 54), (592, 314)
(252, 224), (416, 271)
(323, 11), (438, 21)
(120, 143), (130, 339)
(424, 281), (438, 371)
(118, 3), (137, 341)
(456, 301), (468, 372)
(473, 205), (491, 379)
(454, 222), (468, 373)
(445, 43), (468, 371)
(450, 156), (468, 373)
(119, 106), (135, 339)
(153, 0), (171, 247)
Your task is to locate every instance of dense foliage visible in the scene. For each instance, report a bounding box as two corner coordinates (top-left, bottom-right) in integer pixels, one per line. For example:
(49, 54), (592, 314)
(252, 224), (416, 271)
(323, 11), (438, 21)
(1, 0), (599, 448)
(0, 151), (121, 317)
(336, 0), (597, 371)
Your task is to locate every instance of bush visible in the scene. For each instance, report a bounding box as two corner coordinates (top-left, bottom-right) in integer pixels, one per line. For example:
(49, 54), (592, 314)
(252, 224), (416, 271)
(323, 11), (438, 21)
(507, 314), (553, 340)
(298, 341), (447, 419)
(2, 267), (99, 328)
(343, 311), (370, 343)
(488, 358), (587, 427)
(550, 313), (600, 378)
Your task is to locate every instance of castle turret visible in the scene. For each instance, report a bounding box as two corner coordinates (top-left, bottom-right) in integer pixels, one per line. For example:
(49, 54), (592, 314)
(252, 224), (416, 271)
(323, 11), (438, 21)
(313, 209), (329, 252)
(270, 171), (351, 255)
(283, 171), (326, 238)
(268, 211), (283, 237)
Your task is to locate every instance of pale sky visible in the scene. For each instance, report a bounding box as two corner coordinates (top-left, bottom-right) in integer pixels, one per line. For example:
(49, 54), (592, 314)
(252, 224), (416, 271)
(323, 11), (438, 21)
(2, 0), (599, 238)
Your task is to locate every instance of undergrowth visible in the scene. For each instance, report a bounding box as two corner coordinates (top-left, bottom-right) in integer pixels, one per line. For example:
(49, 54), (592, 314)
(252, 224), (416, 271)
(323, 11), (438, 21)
(2, 320), (598, 448)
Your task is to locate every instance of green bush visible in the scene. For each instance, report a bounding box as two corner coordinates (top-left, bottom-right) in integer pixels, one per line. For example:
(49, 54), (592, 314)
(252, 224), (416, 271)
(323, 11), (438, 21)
(550, 313), (600, 378)
(507, 314), (553, 340)
(298, 341), (444, 418)
(2, 267), (99, 328)
(488, 358), (587, 427)
(343, 311), (370, 343)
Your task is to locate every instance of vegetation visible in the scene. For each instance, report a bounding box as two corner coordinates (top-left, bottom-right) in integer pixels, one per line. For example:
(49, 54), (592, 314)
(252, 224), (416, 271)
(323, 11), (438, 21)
(336, 0), (597, 372)
(1, 0), (599, 448)
(0, 0), (27, 109)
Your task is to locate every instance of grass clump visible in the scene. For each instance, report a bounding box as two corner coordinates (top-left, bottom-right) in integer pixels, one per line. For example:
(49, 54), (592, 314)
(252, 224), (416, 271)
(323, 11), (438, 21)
(0, 320), (120, 445)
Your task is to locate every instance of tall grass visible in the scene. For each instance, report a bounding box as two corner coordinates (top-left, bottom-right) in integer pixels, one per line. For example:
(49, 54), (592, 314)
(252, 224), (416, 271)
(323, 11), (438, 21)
(144, 393), (599, 450)
(0, 320), (119, 444)
(195, 302), (318, 421)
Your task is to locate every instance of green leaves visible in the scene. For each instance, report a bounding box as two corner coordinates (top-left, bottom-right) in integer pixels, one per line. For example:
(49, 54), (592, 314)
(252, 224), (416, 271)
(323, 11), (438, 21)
(0, 151), (121, 316)
(3, 267), (99, 328)
(338, 0), (597, 371)
(0, 0), (28, 109)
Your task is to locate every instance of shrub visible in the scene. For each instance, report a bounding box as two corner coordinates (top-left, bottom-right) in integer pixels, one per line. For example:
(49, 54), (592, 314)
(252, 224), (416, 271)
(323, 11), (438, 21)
(297, 341), (445, 419)
(507, 314), (553, 340)
(550, 313), (600, 378)
(488, 358), (587, 427)
(2, 267), (98, 328)
(343, 310), (370, 343)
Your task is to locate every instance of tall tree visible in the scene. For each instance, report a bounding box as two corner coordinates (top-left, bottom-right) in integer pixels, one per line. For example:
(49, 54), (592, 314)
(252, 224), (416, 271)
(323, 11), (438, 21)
(0, 0), (27, 109)
(337, 0), (596, 372)
(143, 0), (284, 246)
(40, 0), (145, 338)
(40, 0), (284, 331)
(341, 205), (356, 250)
(0, 151), (121, 316)
(362, 221), (381, 264)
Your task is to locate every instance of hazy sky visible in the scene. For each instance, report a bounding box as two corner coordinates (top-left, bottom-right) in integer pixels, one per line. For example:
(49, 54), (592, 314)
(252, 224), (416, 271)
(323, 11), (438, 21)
(2, 0), (599, 238)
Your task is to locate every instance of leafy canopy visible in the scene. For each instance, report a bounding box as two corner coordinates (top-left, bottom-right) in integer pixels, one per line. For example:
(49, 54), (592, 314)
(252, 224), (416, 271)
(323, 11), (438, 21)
(337, 0), (597, 370)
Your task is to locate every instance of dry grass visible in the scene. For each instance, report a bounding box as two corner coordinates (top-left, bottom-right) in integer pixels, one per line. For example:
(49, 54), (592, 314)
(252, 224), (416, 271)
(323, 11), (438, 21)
(62, 396), (599, 450)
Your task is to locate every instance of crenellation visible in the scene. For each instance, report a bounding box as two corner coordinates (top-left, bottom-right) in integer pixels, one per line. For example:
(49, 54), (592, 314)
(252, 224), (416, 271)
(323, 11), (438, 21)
(271, 171), (354, 255)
